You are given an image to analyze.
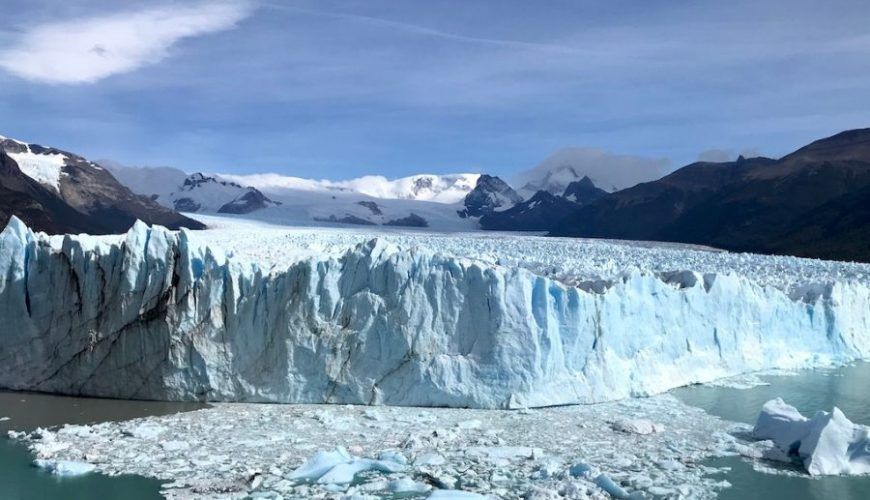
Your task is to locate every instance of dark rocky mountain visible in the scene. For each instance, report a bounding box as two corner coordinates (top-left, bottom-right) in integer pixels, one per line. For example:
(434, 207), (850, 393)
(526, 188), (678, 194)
(385, 213), (429, 227)
(218, 189), (277, 214)
(313, 214), (377, 225)
(458, 174), (523, 218)
(479, 176), (607, 231)
(480, 190), (579, 231)
(0, 136), (204, 235)
(551, 129), (870, 262)
(562, 176), (608, 204)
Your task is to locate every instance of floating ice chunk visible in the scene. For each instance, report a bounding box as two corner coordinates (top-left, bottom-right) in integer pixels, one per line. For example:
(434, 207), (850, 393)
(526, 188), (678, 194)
(291, 447), (406, 485)
(318, 461), (372, 484)
(611, 419), (664, 435)
(752, 398), (870, 475)
(801, 408), (870, 475)
(377, 450), (408, 466)
(289, 447), (353, 481)
(465, 446), (540, 461)
(456, 419), (483, 430)
(319, 458), (404, 484)
(429, 490), (489, 499)
(34, 459), (95, 476)
(389, 477), (431, 493)
(594, 473), (630, 498)
(752, 398), (812, 448)
(123, 422), (167, 440)
(0, 416), (9, 422)
(161, 440), (191, 452)
(568, 461), (591, 477)
(415, 452), (446, 466)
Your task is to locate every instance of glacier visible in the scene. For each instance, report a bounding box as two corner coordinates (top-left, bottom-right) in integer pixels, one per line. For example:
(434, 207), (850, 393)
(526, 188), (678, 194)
(0, 216), (869, 408)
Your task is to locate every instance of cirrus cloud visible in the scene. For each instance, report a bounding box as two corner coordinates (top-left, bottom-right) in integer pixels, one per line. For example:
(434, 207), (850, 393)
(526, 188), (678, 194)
(0, 1), (252, 84)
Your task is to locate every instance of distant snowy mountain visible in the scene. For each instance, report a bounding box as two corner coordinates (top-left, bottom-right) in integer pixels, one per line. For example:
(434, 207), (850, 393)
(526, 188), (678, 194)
(109, 163), (479, 231)
(168, 173), (281, 214)
(514, 148), (668, 196)
(103, 162), (281, 215)
(0, 134), (203, 234)
(220, 172), (480, 204)
(458, 174), (523, 217)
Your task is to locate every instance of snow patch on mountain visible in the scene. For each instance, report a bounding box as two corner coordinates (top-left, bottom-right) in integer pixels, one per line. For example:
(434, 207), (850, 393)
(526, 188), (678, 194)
(6, 150), (68, 192)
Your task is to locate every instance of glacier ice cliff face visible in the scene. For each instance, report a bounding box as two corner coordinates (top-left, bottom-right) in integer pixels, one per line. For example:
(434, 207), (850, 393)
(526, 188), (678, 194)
(0, 217), (868, 408)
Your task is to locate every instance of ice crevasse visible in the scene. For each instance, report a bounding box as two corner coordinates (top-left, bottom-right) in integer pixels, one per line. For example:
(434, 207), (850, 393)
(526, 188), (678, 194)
(0, 217), (868, 409)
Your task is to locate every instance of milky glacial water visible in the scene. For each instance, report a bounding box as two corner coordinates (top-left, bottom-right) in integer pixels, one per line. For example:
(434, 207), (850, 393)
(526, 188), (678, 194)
(0, 392), (205, 500)
(675, 362), (870, 500)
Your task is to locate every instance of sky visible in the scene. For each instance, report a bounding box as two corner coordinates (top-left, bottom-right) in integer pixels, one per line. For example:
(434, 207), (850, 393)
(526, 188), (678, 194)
(2, 0), (870, 181)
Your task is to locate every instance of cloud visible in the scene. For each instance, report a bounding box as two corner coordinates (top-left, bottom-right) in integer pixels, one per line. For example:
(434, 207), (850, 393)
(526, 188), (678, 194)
(514, 148), (670, 193)
(697, 149), (732, 162)
(0, 1), (251, 84)
(697, 147), (764, 162)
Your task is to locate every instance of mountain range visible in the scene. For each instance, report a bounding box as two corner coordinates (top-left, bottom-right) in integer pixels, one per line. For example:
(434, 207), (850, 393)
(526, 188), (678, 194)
(2, 128), (867, 262)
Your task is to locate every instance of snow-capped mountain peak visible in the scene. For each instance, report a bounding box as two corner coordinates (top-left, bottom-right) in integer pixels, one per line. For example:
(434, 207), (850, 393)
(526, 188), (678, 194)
(168, 173), (280, 214)
(219, 172), (480, 204)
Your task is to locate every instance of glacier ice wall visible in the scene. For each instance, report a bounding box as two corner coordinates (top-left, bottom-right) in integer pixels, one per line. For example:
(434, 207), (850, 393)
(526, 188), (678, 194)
(0, 218), (868, 409)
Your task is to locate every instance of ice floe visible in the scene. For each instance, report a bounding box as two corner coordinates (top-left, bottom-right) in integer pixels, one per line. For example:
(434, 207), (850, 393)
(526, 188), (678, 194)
(14, 395), (741, 499)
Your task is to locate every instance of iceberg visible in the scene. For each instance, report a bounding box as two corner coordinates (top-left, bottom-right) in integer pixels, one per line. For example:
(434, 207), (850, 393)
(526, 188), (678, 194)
(288, 446), (405, 485)
(34, 459), (96, 476)
(752, 398), (870, 475)
(0, 217), (869, 409)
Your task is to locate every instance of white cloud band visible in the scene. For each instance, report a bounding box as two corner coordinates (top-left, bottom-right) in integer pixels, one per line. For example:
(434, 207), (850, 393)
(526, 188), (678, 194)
(0, 1), (251, 84)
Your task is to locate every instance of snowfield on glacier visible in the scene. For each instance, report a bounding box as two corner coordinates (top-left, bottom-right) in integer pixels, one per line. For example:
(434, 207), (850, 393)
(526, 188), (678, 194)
(0, 213), (868, 409)
(187, 214), (870, 293)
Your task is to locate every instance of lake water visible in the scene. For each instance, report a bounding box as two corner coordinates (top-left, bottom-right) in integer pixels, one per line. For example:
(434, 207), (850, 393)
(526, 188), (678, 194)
(1, 364), (868, 499)
(0, 392), (205, 500)
(674, 362), (870, 500)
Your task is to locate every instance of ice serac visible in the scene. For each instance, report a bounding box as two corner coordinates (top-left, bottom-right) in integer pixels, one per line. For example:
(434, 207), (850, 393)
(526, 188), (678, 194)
(0, 219), (869, 409)
(752, 398), (870, 475)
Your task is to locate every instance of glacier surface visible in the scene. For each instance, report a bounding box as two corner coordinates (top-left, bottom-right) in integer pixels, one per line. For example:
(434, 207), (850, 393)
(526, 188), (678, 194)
(0, 215), (868, 408)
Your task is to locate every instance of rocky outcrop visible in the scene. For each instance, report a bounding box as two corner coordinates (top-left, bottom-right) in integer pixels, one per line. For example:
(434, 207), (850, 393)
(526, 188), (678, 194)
(458, 175), (522, 218)
(384, 213), (428, 227)
(218, 190), (278, 214)
(480, 191), (580, 231)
